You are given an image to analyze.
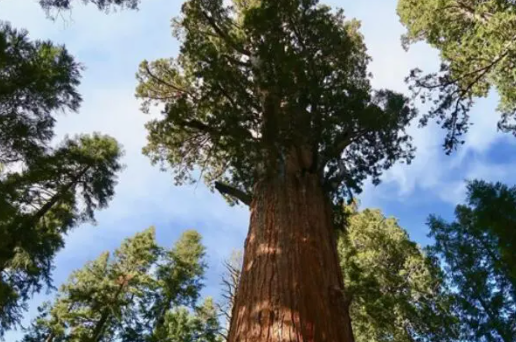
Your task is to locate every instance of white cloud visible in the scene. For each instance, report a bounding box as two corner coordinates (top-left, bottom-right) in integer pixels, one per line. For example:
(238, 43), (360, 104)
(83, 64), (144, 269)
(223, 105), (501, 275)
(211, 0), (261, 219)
(3, 0), (516, 340)
(340, 0), (516, 210)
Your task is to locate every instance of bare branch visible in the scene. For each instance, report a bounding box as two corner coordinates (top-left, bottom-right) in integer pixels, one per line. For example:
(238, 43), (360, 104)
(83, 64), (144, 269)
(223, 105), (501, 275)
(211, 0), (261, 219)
(214, 181), (252, 206)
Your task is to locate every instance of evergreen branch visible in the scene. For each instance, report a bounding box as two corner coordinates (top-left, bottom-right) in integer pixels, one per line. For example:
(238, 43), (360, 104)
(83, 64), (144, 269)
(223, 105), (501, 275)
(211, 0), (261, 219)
(199, 10), (249, 56)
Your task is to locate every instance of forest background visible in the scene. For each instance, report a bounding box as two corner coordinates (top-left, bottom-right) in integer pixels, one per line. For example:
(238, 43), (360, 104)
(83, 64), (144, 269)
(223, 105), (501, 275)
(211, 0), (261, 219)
(2, 0), (515, 340)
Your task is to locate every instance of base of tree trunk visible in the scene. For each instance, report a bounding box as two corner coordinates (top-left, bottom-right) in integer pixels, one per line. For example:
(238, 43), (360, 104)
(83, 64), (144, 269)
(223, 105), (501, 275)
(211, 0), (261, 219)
(228, 173), (354, 342)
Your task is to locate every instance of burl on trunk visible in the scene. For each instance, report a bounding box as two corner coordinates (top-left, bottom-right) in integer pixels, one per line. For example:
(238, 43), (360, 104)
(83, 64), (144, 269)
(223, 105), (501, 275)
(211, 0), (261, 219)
(228, 172), (354, 342)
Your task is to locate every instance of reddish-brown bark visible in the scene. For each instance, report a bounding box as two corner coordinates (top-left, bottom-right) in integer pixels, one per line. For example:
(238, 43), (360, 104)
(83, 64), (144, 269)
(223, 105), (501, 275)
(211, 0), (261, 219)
(227, 170), (354, 342)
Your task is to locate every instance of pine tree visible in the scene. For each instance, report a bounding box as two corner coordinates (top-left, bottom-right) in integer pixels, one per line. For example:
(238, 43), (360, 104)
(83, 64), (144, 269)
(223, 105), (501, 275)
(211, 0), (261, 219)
(0, 133), (122, 334)
(339, 205), (459, 342)
(428, 180), (516, 342)
(22, 228), (221, 342)
(146, 230), (207, 341)
(22, 228), (159, 342)
(0, 22), (81, 166)
(136, 1), (416, 341)
(397, 0), (516, 151)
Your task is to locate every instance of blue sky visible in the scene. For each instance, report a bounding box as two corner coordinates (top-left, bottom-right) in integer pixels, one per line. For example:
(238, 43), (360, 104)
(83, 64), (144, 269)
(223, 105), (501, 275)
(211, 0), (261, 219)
(2, 0), (516, 339)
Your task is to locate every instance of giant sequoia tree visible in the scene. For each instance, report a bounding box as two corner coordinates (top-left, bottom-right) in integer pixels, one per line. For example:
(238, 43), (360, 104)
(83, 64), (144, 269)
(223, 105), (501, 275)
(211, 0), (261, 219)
(219, 207), (460, 342)
(429, 180), (516, 342)
(397, 0), (516, 151)
(136, 1), (415, 341)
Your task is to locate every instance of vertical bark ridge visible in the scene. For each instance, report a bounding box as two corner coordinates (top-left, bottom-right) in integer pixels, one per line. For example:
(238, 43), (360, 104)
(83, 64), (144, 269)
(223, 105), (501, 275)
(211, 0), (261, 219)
(228, 172), (354, 342)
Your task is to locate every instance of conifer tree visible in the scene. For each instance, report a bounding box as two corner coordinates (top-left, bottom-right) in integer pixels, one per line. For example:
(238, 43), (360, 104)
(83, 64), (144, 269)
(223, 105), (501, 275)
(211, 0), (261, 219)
(21, 228), (158, 342)
(339, 205), (459, 342)
(397, 0), (516, 151)
(0, 22), (81, 166)
(1, 5), (127, 332)
(0, 133), (122, 335)
(136, 1), (416, 340)
(429, 180), (516, 342)
(21, 228), (220, 341)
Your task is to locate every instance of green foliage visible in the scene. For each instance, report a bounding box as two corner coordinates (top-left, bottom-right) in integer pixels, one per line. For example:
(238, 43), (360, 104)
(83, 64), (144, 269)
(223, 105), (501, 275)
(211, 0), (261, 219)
(136, 0), (416, 203)
(157, 298), (220, 342)
(0, 22), (81, 165)
(21, 228), (220, 342)
(143, 230), (208, 341)
(21, 228), (158, 342)
(428, 180), (516, 342)
(38, 0), (140, 12)
(398, 0), (516, 151)
(0, 133), (122, 336)
(0, 19), (123, 334)
(339, 205), (459, 342)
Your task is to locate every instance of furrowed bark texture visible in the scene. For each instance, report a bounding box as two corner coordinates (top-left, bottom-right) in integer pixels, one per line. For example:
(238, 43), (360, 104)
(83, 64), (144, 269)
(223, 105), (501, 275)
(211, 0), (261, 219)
(228, 172), (354, 342)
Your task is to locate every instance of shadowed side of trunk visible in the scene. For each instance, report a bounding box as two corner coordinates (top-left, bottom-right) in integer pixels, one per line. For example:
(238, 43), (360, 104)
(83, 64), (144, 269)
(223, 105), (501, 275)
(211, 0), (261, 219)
(228, 172), (354, 342)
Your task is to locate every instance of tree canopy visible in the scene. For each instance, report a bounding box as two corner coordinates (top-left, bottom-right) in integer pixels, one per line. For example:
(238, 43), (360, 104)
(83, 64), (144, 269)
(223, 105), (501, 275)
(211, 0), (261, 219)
(0, 22), (123, 335)
(428, 180), (516, 342)
(338, 205), (459, 342)
(21, 228), (220, 342)
(136, 0), (416, 205)
(38, 0), (140, 12)
(0, 22), (81, 166)
(0, 134), (122, 335)
(398, 0), (516, 152)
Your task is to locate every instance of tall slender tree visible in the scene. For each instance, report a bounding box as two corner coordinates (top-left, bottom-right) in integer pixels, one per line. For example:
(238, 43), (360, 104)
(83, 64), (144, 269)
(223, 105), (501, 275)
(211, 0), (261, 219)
(428, 180), (516, 342)
(0, 133), (122, 335)
(136, 0), (415, 341)
(21, 228), (220, 342)
(145, 230), (207, 342)
(339, 205), (459, 342)
(397, 0), (516, 152)
(21, 228), (158, 342)
(0, 0), (137, 331)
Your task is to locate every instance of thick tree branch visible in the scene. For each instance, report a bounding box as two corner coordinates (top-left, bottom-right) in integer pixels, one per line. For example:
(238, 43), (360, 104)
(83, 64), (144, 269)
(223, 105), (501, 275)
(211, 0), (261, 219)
(143, 64), (196, 99)
(214, 181), (252, 206)
(200, 10), (249, 56)
(320, 128), (368, 170)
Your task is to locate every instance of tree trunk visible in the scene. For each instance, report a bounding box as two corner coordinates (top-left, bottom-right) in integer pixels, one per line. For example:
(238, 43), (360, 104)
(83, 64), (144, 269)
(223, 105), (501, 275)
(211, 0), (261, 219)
(90, 309), (110, 342)
(227, 171), (354, 342)
(0, 166), (90, 272)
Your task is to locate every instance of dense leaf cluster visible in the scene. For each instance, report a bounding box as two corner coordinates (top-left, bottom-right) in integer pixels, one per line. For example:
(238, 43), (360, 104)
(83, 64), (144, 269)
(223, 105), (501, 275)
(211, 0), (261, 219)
(0, 22), (123, 334)
(136, 0), (416, 203)
(398, 0), (516, 151)
(339, 205), (459, 342)
(429, 180), (516, 342)
(21, 228), (220, 342)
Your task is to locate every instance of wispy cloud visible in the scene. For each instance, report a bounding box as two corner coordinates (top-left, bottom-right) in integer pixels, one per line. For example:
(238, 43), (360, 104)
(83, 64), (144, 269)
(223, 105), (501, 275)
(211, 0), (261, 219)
(2, 0), (516, 340)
